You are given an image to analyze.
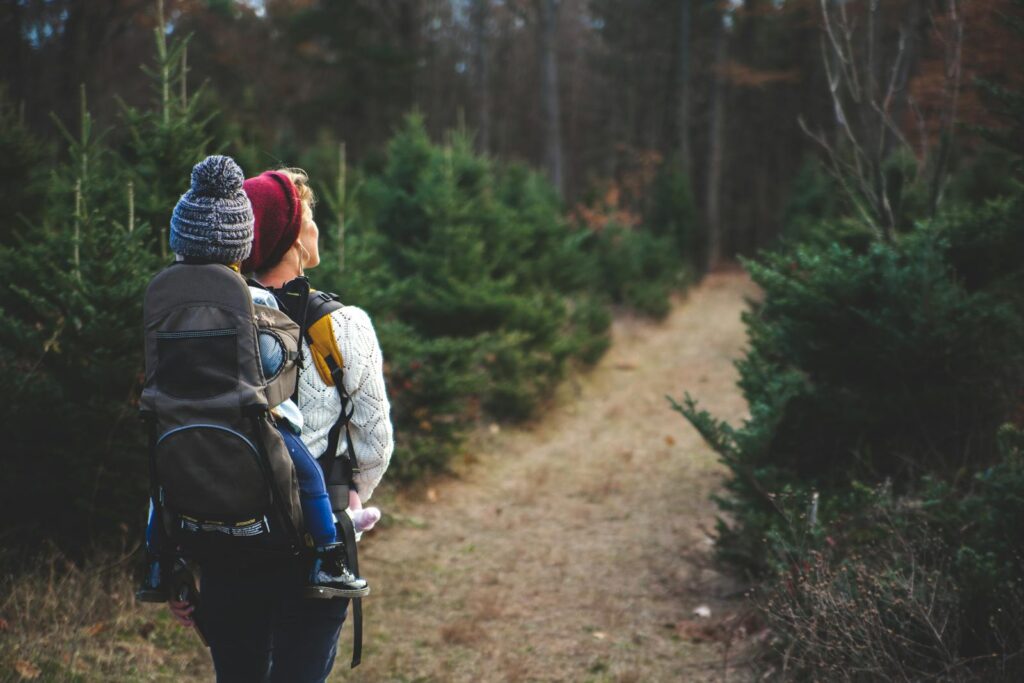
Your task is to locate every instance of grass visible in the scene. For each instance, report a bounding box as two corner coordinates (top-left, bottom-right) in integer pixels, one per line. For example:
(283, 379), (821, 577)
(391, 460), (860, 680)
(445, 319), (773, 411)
(0, 547), (210, 682)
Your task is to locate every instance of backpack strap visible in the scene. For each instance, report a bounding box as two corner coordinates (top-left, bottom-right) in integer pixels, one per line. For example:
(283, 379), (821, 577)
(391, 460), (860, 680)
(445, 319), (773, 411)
(299, 288), (365, 669)
(303, 291), (360, 495)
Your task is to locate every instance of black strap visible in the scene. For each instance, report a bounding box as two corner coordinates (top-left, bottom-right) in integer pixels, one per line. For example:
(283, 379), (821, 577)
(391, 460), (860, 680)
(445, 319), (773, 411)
(288, 287), (366, 668)
(320, 353), (358, 490)
(335, 510), (363, 668)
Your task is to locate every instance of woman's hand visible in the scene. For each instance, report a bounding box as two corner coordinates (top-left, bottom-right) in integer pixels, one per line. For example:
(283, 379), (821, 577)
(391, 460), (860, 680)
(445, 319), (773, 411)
(168, 599), (195, 628)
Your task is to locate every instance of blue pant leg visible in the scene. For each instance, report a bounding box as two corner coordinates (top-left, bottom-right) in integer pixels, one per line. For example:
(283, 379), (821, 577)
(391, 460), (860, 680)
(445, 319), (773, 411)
(145, 500), (159, 553)
(202, 559), (348, 683)
(277, 426), (337, 546)
(146, 501), (165, 557)
(270, 594), (349, 683)
(200, 562), (281, 683)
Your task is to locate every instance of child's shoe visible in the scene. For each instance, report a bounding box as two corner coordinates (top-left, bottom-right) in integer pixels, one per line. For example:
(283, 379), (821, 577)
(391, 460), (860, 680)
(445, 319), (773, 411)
(135, 554), (169, 603)
(304, 542), (370, 599)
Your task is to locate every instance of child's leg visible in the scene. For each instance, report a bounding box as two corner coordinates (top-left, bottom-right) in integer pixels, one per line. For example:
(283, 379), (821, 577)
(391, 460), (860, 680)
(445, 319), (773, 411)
(137, 500), (169, 601)
(277, 426), (337, 546)
(145, 500), (160, 553)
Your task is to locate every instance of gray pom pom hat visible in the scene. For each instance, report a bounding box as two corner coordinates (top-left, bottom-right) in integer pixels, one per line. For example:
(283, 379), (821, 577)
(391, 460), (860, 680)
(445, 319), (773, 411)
(169, 155), (255, 263)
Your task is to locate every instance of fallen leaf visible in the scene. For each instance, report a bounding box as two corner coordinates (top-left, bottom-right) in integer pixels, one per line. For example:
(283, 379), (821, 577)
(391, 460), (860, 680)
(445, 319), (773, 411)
(83, 622), (106, 637)
(426, 488), (438, 503)
(489, 423), (501, 435)
(693, 604), (712, 618)
(13, 660), (41, 680)
(592, 631), (607, 640)
(0, 617), (9, 631)
(675, 620), (718, 643)
(613, 361), (637, 371)
(664, 435), (676, 446)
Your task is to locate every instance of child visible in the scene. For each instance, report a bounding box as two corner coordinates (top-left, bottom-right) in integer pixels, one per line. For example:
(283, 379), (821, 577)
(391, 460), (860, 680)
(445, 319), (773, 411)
(137, 155), (378, 603)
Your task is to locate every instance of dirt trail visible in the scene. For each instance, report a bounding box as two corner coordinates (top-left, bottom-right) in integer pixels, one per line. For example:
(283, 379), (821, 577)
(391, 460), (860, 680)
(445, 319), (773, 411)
(351, 270), (759, 683)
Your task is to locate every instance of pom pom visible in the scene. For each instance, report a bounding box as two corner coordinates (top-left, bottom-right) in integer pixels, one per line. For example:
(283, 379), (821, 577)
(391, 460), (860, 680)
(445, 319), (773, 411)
(190, 155), (244, 198)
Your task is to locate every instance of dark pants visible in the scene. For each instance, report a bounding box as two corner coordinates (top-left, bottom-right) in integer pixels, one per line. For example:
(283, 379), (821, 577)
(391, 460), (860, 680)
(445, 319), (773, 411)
(198, 560), (348, 683)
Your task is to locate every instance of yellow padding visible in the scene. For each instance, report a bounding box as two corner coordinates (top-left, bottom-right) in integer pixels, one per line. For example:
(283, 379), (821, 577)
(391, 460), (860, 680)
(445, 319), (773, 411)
(307, 313), (344, 386)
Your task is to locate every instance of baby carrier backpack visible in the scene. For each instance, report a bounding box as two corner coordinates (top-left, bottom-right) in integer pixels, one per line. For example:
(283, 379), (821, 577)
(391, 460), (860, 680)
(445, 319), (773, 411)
(140, 264), (368, 667)
(139, 261), (304, 559)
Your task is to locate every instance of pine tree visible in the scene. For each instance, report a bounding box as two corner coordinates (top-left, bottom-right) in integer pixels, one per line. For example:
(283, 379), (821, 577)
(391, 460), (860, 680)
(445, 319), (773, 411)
(0, 91), (50, 245)
(118, 1), (214, 258)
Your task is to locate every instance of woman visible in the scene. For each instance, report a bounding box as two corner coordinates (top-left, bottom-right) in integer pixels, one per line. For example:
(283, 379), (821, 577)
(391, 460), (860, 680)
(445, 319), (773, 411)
(169, 167), (394, 682)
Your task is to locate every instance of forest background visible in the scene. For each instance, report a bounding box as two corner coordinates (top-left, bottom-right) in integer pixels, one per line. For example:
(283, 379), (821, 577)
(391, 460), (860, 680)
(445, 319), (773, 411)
(2, 0), (1024, 680)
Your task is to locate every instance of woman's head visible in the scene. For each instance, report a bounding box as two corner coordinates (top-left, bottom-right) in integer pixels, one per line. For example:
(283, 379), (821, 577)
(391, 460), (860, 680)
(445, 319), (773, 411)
(241, 167), (320, 277)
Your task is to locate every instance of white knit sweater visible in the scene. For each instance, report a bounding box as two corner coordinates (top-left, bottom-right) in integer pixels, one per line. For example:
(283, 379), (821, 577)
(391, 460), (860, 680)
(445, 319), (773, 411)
(295, 305), (393, 502)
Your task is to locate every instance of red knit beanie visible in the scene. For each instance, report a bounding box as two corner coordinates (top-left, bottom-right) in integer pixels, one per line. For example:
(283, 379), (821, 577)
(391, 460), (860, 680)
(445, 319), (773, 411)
(241, 171), (303, 273)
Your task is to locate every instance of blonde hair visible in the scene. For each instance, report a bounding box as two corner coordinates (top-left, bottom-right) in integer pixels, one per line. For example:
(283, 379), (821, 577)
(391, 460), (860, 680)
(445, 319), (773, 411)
(275, 167), (316, 221)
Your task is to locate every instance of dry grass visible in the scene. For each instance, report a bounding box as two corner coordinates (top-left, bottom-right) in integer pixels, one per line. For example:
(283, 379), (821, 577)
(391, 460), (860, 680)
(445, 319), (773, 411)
(0, 547), (211, 681)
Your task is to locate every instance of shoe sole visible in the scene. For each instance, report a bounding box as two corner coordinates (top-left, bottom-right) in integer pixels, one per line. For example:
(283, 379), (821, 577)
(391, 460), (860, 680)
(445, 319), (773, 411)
(303, 585), (371, 600)
(135, 589), (169, 603)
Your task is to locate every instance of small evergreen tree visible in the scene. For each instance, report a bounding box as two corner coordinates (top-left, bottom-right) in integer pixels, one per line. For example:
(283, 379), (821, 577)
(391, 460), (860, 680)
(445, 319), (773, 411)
(0, 91), (50, 245)
(313, 115), (613, 478)
(118, 8), (214, 258)
(0, 87), (157, 549)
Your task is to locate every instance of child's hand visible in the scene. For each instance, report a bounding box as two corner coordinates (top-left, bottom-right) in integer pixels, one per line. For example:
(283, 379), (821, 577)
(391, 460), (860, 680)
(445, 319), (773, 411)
(351, 507), (381, 533)
(168, 599), (195, 628)
(348, 489), (363, 511)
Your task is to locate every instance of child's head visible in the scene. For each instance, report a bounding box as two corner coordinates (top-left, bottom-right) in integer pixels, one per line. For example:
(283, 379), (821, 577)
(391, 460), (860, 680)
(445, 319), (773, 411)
(169, 155), (254, 265)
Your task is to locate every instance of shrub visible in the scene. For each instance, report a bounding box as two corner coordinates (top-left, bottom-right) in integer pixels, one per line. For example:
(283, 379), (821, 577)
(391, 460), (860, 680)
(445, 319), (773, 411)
(760, 537), (969, 681)
(645, 162), (700, 265)
(674, 194), (1024, 574)
(756, 432), (1024, 681)
(589, 224), (688, 319)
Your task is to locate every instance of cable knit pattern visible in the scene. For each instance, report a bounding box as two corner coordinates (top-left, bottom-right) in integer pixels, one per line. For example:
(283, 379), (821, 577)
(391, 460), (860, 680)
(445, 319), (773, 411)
(296, 305), (394, 502)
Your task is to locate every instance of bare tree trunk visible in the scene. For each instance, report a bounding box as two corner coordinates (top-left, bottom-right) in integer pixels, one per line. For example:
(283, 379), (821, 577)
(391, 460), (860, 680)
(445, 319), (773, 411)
(1, 0), (25, 106)
(399, 0), (421, 113)
(676, 0), (693, 177)
(705, 2), (728, 270)
(806, 0), (960, 240)
(538, 0), (564, 197)
(472, 0), (491, 154)
(927, 0), (962, 216)
(336, 142), (346, 272)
